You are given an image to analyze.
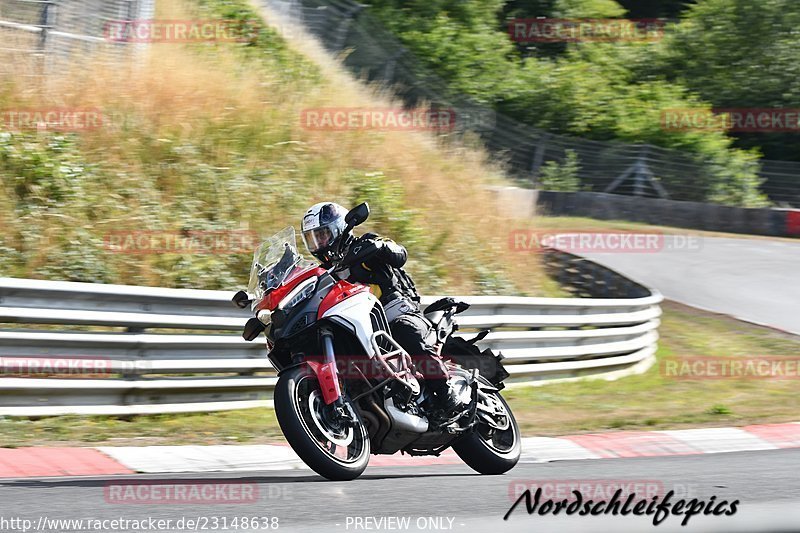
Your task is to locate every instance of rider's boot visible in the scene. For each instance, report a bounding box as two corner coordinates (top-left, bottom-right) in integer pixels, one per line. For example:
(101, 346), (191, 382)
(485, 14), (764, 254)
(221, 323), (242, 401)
(426, 378), (463, 421)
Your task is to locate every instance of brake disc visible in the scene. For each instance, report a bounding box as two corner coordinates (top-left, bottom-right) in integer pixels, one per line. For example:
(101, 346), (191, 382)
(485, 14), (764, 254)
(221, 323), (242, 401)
(307, 391), (354, 447)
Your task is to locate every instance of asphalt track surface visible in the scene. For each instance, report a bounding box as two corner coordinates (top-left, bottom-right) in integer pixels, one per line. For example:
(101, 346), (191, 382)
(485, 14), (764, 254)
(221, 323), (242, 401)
(2, 449), (799, 533)
(578, 236), (800, 335)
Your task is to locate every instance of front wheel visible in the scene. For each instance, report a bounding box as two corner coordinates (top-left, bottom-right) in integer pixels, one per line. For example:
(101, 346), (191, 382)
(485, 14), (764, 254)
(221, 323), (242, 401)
(453, 383), (520, 475)
(274, 367), (370, 481)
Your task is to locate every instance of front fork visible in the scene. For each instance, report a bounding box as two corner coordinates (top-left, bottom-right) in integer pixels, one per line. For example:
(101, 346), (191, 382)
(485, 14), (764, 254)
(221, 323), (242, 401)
(305, 328), (344, 407)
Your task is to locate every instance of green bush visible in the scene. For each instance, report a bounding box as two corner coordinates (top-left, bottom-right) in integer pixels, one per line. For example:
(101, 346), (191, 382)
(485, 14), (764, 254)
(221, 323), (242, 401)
(537, 149), (582, 192)
(362, 0), (785, 206)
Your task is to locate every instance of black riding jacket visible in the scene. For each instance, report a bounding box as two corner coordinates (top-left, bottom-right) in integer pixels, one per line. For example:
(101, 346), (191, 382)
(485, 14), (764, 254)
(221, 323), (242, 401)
(333, 232), (415, 305)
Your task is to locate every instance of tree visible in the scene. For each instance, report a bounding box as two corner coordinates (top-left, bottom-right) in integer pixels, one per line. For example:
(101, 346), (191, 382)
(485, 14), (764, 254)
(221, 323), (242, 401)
(537, 150), (582, 191)
(362, 0), (773, 205)
(648, 0), (800, 161)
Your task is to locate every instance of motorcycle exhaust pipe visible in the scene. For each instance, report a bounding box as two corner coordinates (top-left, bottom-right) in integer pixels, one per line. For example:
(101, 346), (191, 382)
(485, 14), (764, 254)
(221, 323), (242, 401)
(364, 395), (391, 444)
(384, 398), (429, 433)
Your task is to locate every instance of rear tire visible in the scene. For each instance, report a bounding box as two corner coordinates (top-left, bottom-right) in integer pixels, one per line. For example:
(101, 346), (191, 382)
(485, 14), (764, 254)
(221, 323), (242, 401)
(453, 387), (520, 475)
(274, 367), (370, 481)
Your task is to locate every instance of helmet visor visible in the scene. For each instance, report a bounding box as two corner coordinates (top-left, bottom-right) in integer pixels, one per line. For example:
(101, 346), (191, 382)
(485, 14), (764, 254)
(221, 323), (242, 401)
(302, 225), (335, 253)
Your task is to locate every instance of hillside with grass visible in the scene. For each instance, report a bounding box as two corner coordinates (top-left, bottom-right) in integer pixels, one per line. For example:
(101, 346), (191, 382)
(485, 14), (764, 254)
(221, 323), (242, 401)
(0, 0), (550, 296)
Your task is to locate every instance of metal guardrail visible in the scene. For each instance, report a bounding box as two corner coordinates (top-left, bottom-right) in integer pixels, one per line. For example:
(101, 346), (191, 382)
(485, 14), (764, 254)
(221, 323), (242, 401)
(0, 254), (662, 416)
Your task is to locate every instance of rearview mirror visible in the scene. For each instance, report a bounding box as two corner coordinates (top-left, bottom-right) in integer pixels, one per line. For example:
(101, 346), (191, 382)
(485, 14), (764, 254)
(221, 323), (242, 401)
(345, 202), (370, 229)
(232, 290), (251, 309)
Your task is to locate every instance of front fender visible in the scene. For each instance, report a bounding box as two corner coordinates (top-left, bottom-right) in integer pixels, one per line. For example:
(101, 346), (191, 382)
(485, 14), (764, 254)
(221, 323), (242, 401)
(303, 360), (342, 405)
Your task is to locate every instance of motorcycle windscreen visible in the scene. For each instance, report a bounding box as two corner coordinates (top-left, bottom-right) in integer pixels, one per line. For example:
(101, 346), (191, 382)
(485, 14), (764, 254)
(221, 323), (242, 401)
(247, 226), (315, 308)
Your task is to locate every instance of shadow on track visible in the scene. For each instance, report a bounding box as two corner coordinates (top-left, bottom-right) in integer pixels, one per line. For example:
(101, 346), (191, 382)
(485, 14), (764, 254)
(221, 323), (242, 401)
(0, 469), (480, 488)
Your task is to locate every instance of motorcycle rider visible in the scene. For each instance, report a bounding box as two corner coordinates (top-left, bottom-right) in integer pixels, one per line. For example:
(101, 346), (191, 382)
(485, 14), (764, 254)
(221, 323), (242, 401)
(301, 202), (460, 417)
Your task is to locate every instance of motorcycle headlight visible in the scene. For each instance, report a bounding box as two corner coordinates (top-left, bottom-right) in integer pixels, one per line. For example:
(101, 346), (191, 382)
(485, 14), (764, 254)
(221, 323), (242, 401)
(278, 278), (317, 311)
(257, 309), (272, 326)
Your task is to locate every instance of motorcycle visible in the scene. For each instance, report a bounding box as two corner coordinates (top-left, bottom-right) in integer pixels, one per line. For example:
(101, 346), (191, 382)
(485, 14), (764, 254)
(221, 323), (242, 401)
(232, 203), (520, 480)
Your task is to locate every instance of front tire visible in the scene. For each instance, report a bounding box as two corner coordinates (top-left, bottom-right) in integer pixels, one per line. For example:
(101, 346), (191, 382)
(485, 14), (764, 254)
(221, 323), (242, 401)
(274, 367), (370, 481)
(453, 385), (520, 475)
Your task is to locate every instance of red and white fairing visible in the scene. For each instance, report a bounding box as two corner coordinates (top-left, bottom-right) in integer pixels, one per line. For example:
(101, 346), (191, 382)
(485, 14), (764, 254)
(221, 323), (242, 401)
(319, 286), (382, 356)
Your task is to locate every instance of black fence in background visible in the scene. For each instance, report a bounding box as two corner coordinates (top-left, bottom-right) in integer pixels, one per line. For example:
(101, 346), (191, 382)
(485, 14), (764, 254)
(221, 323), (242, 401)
(264, 0), (800, 208)
(0, 0), (153, 73)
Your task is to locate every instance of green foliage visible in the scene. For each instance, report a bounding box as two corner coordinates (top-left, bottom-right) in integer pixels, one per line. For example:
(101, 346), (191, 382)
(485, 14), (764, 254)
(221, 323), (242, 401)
(0, 238), (21, 277)
(646, 0), (800, 161)
(193, 0), (319, 82)
(346, 170), (420, 246)
(0, 132), (118, 281)
(0, 0), (325, 287)
(655, 0), (800, 108)
(0, 131), (253, 285)
(472, 265), (518, 296)
(344, 171), (448, 294)
(704, 150), (768, 208)
(32, 229), (117, 283)
(1, 133), (88, 211)
(552, 0), (626, 18)
(537, 149), (581, 191)
(0, 0), (499, 295)
(707, 404), (733, 416)
(371, 0), (515, 107)
(363, 0), (789, 206)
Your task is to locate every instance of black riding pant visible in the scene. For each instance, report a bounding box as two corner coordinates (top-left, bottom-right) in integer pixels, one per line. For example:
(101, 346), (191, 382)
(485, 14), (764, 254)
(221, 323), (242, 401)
(389, 311), (449, 395)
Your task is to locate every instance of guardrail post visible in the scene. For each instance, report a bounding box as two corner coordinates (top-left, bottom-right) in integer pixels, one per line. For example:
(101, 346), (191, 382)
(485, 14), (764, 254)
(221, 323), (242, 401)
(530, 133), (550, 187)
(383, 46), (406, 83)
(333, 3), (365, 51)
(37, 0), (56, 74)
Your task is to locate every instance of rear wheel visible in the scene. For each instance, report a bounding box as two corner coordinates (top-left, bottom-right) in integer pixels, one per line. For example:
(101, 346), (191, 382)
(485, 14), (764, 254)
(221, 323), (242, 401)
(274, 367), (370, 481)
(453, 384), (520, 474)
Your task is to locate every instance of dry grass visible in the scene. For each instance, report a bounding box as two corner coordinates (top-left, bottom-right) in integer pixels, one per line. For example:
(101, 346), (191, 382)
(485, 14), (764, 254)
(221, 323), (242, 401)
(0, 0), (547, 295)
(506, 301), (800, 435)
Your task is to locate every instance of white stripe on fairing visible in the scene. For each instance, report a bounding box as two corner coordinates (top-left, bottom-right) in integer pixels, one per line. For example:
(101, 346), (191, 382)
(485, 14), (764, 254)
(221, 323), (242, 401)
(658, 427), (777, 454)
(98, 445), (306, 474)
(520, 437), (601, 462)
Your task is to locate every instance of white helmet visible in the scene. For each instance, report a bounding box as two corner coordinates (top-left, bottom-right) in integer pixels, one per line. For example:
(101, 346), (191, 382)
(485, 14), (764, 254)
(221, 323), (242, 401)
(301, 202), (349, 261)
